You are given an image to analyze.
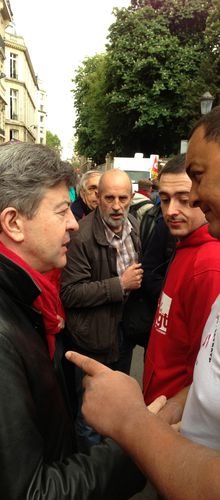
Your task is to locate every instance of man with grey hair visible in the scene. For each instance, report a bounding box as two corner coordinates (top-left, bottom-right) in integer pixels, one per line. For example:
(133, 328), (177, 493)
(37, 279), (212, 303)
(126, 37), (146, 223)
(61, 168), (143, 450)
(0, 142), (146, 499)
(71, 169), (101, 220)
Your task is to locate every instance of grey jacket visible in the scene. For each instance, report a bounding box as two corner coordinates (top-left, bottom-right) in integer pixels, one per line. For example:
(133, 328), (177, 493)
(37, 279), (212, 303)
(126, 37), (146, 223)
(61, 208), (141, 363)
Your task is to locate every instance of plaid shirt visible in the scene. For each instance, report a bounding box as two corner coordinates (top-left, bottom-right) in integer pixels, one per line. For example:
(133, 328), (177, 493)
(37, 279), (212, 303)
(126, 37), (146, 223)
(103, 217), (137, 278)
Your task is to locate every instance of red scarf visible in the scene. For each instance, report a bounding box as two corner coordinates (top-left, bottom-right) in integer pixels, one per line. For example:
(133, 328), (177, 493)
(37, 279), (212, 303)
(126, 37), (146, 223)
(0, 242), (65, 360)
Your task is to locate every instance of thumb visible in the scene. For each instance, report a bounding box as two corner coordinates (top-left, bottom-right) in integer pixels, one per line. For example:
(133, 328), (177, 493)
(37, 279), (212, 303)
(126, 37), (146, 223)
(147, 395), (167, 415)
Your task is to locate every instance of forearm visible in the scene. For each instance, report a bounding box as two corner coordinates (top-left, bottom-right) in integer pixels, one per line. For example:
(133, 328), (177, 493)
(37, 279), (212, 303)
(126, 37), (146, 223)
(61, 276), (123, 308)
(65, 352), (220, 500)
(117, 406), (220, 500)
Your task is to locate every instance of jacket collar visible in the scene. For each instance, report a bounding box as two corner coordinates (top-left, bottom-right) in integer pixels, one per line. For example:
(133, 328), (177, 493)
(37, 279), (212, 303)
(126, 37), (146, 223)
(0, 253), (41, 306)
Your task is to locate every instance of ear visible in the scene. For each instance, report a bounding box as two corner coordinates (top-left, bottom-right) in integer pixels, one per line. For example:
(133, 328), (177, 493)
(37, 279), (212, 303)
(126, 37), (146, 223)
(0, 207), (25, 242)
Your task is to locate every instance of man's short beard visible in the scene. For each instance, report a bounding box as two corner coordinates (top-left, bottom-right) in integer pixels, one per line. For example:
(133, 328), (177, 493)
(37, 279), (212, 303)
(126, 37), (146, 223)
(104, 215), (125, 228)
(99, 206), (129, 229)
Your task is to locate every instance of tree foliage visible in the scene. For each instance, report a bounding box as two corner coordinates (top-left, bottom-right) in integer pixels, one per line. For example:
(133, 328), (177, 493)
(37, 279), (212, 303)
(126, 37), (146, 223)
(73, 1), (220, 160)
(72, 54), (112, 164)
(46, 131), (62, 156)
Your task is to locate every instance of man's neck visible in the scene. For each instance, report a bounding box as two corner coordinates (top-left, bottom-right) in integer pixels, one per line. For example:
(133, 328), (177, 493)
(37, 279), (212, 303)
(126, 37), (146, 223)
(112, 226), (123, 237)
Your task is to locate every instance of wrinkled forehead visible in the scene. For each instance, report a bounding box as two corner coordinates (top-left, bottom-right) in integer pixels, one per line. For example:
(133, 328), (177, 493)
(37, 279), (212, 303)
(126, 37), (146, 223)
(100, 183), (132, 197)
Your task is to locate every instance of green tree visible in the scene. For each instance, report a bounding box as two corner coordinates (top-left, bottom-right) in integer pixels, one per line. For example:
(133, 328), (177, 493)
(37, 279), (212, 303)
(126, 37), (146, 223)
(46, 131), (62, 156)
(104, 4), (219, 156)
(131, 0), (213, 44)
(72, 54), (112, 164)
(73, 2), (220, 159)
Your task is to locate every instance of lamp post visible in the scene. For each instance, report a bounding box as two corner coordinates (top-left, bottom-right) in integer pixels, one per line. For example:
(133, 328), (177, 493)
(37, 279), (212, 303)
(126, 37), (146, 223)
(180, 91), (215, 154)
(200, 91), (214, 115)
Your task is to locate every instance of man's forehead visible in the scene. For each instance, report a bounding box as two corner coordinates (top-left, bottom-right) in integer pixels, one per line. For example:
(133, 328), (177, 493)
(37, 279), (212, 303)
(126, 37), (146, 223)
(101, 181), (132, 195)
(159, 172), (191, 192)
(186, 124), (220, 174)
(102, 189), (130, 196)
(86, 174), (100, 183)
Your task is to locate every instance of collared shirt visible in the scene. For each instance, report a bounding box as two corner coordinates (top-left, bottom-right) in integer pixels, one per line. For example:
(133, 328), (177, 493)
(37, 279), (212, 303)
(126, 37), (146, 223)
(103, 217), (137, 278)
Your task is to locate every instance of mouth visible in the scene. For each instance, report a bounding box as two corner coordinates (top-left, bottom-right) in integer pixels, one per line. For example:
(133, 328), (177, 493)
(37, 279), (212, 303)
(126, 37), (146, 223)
(110, 213), (123, 219)
(168, 219), (185, 226)
(62, 240), (70, 250)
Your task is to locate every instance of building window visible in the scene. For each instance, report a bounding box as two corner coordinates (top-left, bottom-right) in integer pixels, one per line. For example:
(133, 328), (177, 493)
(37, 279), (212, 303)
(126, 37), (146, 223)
(10, 53), (17, 79)
(40, 137), (43, 144)
(10, 129), (19, 140)
(40, 115), (43, 123)
(40, 104), (43, 111)
(10, 89), (18, 120)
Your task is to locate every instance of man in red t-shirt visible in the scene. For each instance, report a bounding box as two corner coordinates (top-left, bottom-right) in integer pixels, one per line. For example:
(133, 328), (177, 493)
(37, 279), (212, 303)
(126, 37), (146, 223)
(143, 154), (220, 404)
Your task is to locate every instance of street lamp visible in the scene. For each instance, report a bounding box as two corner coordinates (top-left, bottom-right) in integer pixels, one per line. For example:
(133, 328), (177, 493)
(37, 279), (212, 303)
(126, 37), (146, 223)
(200, 91), (214, 115)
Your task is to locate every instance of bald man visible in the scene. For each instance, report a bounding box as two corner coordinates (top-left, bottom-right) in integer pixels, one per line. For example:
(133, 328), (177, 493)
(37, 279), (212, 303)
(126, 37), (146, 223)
(61, 169), (143, 450)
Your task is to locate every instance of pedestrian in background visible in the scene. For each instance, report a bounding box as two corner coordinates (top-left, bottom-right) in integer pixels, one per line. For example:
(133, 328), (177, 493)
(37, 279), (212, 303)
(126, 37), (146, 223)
(71, 169), (101, 220)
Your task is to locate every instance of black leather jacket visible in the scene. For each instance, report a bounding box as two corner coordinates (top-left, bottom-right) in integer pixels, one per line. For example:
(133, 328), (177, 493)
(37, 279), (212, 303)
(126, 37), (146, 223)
(0, 254), (145, 499)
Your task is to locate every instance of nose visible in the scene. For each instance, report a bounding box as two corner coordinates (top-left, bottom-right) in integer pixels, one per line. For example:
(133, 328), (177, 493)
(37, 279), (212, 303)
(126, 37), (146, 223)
(166, 199), (180, 217)
(112, 197), (121, 211)
(67, 208), (79, 232)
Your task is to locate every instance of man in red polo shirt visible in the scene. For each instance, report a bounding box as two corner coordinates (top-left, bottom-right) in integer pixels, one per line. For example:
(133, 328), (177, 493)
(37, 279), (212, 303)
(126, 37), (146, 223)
(143, 154), (220, 405)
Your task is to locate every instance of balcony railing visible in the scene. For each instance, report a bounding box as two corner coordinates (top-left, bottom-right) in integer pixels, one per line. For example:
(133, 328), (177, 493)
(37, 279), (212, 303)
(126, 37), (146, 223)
(11, 113), (18, 120)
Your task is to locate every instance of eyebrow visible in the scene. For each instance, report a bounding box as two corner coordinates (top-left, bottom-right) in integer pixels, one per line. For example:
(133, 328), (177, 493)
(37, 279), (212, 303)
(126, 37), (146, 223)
(104, 194), (129, 198)
(54, 200), (70, 209)
(159, 191), (190, 196)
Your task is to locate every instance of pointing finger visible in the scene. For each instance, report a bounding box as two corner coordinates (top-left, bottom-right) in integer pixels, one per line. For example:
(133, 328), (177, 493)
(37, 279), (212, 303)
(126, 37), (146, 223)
(65, 351), (110, 376)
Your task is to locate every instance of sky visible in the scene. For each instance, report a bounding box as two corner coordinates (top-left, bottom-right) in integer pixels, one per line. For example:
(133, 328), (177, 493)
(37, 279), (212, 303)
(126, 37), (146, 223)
(10, 0), (130, 159)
